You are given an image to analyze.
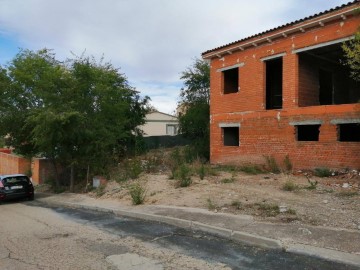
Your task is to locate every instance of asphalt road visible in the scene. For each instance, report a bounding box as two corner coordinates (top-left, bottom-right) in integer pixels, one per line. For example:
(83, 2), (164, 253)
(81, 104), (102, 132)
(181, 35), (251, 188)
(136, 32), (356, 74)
(0, 200), (359, 270)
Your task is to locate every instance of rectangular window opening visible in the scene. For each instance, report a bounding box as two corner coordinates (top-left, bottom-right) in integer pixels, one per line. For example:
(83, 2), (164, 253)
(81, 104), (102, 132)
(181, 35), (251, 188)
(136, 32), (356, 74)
(266, 58), (283, 109)
(296, 125), (320, 141)
(223, 68), (239, 94)
(223, 127), (239, 146)
(166, 124), (178, 136)
(319, 69), (333, 105)
(338, 123), (360, 142)
(297, 42), (360, 107)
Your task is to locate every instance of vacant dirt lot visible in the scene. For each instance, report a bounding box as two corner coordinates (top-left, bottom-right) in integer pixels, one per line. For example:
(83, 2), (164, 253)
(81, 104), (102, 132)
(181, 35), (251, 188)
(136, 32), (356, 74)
(91, 168), (360, 231)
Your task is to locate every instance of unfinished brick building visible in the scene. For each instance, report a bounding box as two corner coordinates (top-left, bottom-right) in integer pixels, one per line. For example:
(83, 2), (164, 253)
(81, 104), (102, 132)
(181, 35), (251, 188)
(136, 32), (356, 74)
(202, 1), (360, 170)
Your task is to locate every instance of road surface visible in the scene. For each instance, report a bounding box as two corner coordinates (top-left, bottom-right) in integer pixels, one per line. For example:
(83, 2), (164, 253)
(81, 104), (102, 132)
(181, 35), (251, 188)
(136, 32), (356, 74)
(0, 200), (358, 270)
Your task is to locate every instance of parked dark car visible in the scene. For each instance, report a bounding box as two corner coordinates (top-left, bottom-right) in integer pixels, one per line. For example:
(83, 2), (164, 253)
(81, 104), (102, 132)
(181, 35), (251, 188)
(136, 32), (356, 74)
(0, 174), (34, 202)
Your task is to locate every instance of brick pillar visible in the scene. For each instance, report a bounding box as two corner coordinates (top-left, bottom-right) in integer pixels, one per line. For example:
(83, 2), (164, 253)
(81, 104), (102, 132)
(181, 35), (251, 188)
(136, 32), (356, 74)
(283, 53), (299, 109)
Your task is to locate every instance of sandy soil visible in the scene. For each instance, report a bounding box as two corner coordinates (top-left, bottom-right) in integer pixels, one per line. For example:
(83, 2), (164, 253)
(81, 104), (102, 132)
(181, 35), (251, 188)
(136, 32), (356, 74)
(92, 169), (360, 231)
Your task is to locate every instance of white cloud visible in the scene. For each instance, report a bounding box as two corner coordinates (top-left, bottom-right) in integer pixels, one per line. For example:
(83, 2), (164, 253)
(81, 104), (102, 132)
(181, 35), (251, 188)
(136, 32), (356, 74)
(0, 0), (350, 111)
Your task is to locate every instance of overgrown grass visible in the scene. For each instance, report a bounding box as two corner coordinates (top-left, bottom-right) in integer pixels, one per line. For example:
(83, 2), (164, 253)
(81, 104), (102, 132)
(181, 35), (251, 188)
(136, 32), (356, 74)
(305, 179), (318, 190)
(129, 182), (146, 205)
(239, 165), (264, 175)
(221, 174), (235, 183)
(264, 155), (280, 174)
(96, 184), (106, 197)
(207, 198), (217, 210)
(336, 191), (359, 197)
(198, 164), (206, 180)
(314, 167), (332, 177)
(215, 165), (238, 173)
(231, 200), (242, 210)
(283, 155), (293, 172)
(175, 164), (192, 187)
(282, 180), (299, 191)
(286, 208), (297, 215)
(255, 202), (280, 217)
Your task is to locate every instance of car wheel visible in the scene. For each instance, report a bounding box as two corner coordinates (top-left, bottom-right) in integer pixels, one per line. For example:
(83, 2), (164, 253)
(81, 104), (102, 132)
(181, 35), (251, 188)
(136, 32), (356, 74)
(28, 194), (34, 201)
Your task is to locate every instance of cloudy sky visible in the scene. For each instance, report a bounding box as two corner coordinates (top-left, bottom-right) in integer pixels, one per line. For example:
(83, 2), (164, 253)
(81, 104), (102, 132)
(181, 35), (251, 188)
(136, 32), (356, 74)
(0, 0), (351, 114)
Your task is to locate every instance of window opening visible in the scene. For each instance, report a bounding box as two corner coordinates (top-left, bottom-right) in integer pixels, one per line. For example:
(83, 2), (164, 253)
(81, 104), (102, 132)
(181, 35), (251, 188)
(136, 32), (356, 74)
(296, 125), (320, 141)
(297, 42), (360, 107)
(319, 69), (333, 105)
(166, 124), (177, 136)
(223, 127), (239, 146)
(338, 123), (360, 142)
(266, 58), (283, 109)
(223, 68), (239, 94)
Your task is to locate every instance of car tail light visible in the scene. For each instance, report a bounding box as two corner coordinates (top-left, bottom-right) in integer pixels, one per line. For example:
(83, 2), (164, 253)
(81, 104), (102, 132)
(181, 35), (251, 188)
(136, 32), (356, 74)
(0, 181), (4, 188)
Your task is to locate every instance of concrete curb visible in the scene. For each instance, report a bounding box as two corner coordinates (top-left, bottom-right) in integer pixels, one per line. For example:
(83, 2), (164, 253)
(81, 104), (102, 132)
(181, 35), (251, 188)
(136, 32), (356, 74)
(36, 198), (360, 267)
(286, 244), (360, 268)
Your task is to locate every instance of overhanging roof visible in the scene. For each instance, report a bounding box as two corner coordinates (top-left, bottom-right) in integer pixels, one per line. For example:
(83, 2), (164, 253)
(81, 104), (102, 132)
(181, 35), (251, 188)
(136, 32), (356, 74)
(202, 1), (359, 59)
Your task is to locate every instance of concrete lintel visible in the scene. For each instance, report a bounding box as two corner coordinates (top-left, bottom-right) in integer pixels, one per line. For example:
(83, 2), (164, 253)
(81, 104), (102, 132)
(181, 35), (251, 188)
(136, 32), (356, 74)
(217, 63), (244, 72)
(289, 120), (323, 126)
(219, 123), (241, 128)
(330, 118), (360, 125)
(292, 36), (354, 54)
(261, 53), (286, 62)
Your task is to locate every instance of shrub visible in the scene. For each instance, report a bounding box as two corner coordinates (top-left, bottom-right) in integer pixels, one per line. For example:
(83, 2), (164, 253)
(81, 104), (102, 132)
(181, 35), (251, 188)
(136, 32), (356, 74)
(283, 155), (293, 172)
(231, 200), (242, 210)
(207, 198), (217, 210)
(175, 164), (192, 187)
(221, 176), (235, 183)
(264, 155), (280, 174)
(282, 180), (299, 191)
(198, 164), (206, 180)
(286, 208), (297, 215)
(126, 159), (142, 179)
(168, 148), (184, 179)
(256, 202), (280, 217)
(129, 182), (146, 205)
(96, 184), (106, 197)
(306, 179), (318, 190)
(314, 167), (332, 177)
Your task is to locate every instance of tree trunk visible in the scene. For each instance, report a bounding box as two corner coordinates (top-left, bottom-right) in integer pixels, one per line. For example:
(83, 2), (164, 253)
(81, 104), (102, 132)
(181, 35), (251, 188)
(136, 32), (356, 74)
(51, 158), (61, 189)
(70, 163), (75, 192)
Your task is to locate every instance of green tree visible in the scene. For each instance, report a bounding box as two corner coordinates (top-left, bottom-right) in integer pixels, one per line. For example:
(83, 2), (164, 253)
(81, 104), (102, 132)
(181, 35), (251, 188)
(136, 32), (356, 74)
(342, 9), (360, 82)
(0, 49), (149, 190)
(178, 58), (210, 160)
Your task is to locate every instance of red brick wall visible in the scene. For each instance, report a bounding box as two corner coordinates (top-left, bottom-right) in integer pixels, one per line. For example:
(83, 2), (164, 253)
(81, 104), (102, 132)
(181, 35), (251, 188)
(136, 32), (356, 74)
(208, 5), (360, 170)
(211, 104), (360, 170)
(0, 152), (31, 176)
(31, 159), (59, 185)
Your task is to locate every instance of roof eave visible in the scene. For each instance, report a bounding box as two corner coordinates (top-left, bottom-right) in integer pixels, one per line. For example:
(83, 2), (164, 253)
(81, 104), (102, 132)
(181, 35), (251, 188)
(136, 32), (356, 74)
(202, 5), (358, 60)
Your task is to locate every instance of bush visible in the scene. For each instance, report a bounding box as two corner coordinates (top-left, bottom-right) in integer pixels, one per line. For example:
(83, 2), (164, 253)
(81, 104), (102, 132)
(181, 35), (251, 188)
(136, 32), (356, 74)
(264, 155), (280, 174)
(168, 148), (184, 179)
(96, 184), (106, 197)
(306, 179), (318, 190)
(283, 155), (293, 172)
(231, 200), (242, 210)
(126, 159), (142, 179)
(198, 164), (206, 180)
(221, 175), (235, 183)
(129, 182), (146, 205)
(314, 167), (332, 177)
(282, 180), (298, 191)
(175, 164), (192, 187)
(256, 202), (280, 217)
(207, 198), (217, 210)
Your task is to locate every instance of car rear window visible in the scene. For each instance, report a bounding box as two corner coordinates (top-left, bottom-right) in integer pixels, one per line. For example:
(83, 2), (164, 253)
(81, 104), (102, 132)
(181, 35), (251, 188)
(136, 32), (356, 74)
(2, 176), (30, 185)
